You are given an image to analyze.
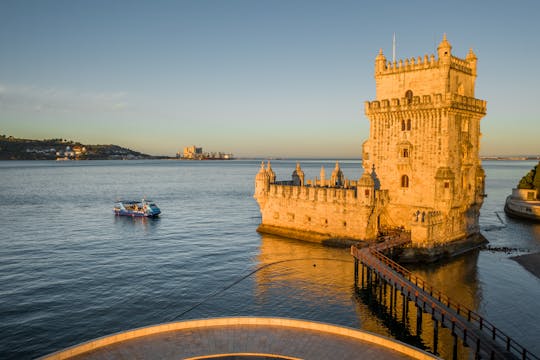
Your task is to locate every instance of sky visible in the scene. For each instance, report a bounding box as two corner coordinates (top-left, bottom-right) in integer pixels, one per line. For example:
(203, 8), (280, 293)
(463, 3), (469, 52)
(0, 0), (539, 158)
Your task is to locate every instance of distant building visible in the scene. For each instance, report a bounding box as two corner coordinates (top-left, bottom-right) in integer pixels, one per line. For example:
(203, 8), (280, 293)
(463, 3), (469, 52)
(178, 145), (233, 160)
(181, 145), (203, 159)
(254, 35), (487, 259)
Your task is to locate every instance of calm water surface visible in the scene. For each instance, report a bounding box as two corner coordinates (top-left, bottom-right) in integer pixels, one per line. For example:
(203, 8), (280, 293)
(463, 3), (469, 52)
(0, 160), (539, 359)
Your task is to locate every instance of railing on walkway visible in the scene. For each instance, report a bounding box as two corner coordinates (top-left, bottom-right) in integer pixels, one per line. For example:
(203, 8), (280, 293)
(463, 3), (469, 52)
(351, 235), (538, 360)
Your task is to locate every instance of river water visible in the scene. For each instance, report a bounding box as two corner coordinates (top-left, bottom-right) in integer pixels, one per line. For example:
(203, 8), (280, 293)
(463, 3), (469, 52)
(0, 159), (539, 359)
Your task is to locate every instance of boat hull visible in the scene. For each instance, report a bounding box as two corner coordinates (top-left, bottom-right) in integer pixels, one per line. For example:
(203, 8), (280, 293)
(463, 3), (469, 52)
(113, 210), (160, 218)
(504, 195), (540, 222)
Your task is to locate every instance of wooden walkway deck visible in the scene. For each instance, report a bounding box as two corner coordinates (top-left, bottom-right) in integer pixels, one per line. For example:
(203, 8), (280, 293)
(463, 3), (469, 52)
(351, 233), (538, 360)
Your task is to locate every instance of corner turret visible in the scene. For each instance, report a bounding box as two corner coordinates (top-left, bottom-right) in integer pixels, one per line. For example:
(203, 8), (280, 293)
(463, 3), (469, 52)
(466, 48), (478, 77)
(357, 172), (375, 206)
(267, 161), (276, 184)
(319, 166), (326, 187)
(437, 33), (452, 64)
(292, 162), (305, 186)
(331, 161), (344, 186)
(254, 161), (270, 199)
(375, 48), (387, 75)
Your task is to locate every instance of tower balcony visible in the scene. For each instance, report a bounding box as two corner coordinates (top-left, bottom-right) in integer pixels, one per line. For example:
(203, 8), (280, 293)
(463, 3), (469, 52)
(365, 93), (486, 116)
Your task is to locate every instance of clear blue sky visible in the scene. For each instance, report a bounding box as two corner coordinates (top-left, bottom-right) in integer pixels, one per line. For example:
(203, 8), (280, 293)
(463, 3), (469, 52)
(1, 0), (539, 157)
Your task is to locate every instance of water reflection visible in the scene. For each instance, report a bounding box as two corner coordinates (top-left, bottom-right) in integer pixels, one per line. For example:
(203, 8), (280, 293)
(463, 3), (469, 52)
(112, 215), (161, 234)
(406, 251), (481, 359)
(254, 234), (390, 334)
(255, 233), (483, 359)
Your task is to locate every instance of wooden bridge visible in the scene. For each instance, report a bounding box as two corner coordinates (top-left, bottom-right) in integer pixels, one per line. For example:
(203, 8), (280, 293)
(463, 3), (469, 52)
(351, 233), (538, 360)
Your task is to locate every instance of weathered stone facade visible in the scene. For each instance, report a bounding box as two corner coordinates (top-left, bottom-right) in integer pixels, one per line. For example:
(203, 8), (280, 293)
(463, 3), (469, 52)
(254, 35), (487, 253)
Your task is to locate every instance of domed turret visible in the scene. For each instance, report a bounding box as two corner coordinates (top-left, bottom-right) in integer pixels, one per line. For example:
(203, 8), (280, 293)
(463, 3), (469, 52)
(437, 33), (452, 63)
(292, 162), (305, 186)
(466, 48), (477, 76)
(357, 172), (375, 205)
(375, 48), (387, 74)
(267, 161), (276, 184)
(331, 161), (344, 186)
(254, 161), (270, 197)
(358, 172), (375, 187)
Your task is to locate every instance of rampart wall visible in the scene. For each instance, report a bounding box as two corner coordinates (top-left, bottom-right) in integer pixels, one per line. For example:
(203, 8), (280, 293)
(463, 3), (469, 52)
(257, 183), (379, 242)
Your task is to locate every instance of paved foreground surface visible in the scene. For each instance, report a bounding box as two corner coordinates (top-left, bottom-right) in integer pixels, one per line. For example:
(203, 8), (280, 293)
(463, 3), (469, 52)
(40, 318), (438, 360)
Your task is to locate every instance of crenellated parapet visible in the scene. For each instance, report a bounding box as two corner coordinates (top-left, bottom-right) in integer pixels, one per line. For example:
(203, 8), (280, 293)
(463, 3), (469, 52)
(376, 54), (476, 76)
(254, 161), (383, 241)
(365, 93), (487, 115)
(375, 34), (477, 77)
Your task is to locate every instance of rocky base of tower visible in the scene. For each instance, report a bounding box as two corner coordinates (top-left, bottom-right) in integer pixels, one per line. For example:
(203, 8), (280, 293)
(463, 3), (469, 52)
(396, 232), (488, 263)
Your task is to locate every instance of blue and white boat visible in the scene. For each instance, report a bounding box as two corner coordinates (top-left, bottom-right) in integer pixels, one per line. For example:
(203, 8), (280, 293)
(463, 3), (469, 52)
(113, 199), (161, 217)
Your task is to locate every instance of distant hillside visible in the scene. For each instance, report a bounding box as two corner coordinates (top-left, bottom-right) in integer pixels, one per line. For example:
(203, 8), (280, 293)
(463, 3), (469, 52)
(0, 135), (155, 160)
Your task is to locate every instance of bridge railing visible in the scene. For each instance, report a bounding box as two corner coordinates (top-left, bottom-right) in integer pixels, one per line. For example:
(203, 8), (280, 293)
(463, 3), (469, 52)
(352, 243), (539, 360)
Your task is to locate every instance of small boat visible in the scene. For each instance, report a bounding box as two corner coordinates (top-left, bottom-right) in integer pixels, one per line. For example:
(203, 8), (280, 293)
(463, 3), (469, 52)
(113, 199), (161, 217)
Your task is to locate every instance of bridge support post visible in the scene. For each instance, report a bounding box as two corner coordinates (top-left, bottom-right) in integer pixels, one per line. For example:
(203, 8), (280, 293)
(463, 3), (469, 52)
(433, 318), (439, 355)
(354, 258), (358, 289)
(361, 263), (365, 289)
(393, 287), (397, 313)
(378, 277), (383, 304)
(367, 269), (372, 302)
(475, 338), (480, 360)
(382, 281), (386, 309)
(389, 283), (394, 318)
(416, 304), (422, 336)
(401, 293), (407, 323)
(452, 331), (458, 360)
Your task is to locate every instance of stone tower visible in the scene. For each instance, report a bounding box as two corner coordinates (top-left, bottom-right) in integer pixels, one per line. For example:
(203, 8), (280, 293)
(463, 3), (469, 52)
(363, 35), (487, 248)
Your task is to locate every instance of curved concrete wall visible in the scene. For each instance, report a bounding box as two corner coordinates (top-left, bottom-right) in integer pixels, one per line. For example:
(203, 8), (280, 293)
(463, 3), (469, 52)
(40, 317), (439, 360)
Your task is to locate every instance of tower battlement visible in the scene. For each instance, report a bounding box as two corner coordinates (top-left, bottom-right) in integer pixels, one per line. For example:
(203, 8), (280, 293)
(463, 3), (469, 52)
(374, 35), (480, 100)
(376, 54), (476, 76)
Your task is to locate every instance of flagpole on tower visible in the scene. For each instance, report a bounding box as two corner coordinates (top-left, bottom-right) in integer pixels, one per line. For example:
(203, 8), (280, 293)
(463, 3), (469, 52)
(392, 33), (396, 63)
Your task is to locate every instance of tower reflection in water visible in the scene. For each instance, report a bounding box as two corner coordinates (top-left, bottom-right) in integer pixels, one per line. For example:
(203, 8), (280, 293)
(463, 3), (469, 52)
(255, 234), (480, 359)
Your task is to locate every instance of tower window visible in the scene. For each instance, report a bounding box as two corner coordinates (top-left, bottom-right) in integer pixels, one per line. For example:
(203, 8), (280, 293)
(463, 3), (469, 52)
(402, 148), (409, 158)
(401, 120), (406, 131)
(401, 175), (409, 188)
(405, 90), (413, 104)
(407, 119), (411, 130)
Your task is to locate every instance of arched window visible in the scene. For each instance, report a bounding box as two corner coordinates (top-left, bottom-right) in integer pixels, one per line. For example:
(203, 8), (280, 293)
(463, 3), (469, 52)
(405, 90), (413, 104)
(407, 119), (411, 130)
(401, 119), (406, 131)
(401, 175), (409, 188)
(402, 148), (409, 158)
